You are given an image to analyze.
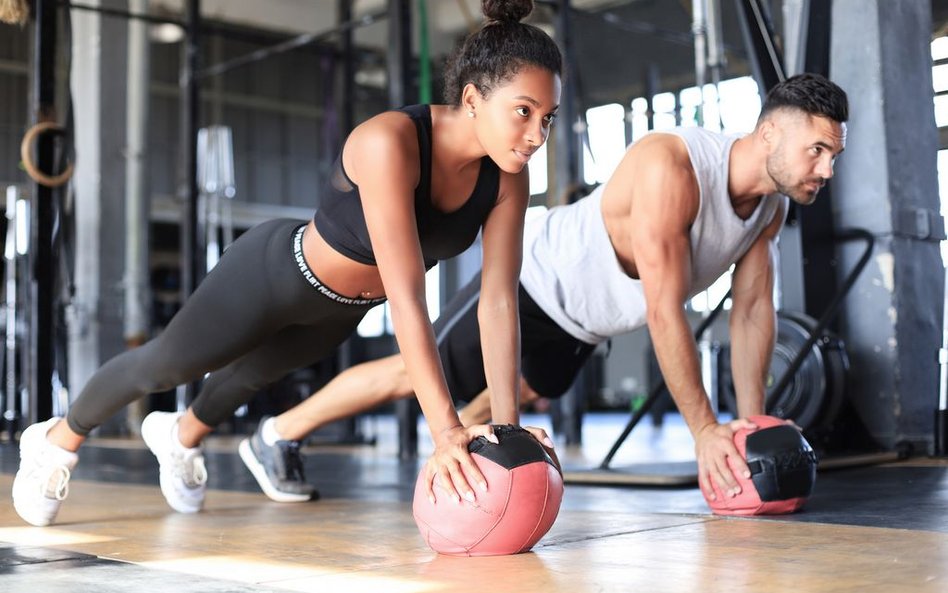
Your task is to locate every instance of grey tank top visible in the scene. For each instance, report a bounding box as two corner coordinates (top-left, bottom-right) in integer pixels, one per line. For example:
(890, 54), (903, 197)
(520, 126), (788, 344)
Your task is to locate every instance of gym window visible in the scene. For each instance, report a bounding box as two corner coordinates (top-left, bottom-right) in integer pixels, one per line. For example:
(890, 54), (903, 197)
(581, 76), (761, 313)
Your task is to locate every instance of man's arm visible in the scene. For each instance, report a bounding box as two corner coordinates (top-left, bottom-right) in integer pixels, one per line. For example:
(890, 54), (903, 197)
(729, 203), (786, 418)
(619, 135), (752, 501)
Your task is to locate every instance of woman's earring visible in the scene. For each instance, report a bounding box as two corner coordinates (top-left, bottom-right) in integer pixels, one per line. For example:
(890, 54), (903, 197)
(467, 111), (475, 118)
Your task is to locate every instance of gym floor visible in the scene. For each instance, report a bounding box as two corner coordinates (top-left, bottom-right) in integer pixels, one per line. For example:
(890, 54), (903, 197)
(0, 413), (946, 592)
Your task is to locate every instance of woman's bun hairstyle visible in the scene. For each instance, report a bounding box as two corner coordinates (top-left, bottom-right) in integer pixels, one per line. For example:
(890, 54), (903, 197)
(443, 0), (561, 106)
(482, 0), (533, 24)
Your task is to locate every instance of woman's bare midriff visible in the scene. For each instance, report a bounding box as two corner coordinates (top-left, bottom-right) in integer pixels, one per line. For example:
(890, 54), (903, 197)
(301, 220), (387, 300)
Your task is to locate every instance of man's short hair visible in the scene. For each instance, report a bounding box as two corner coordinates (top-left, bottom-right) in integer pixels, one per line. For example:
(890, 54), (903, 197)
(759, 73), (848, 123)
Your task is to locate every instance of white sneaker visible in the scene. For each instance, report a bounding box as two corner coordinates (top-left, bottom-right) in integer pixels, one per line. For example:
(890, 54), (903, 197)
(12, 417), (79, 527)
(141, 411), (207, 514)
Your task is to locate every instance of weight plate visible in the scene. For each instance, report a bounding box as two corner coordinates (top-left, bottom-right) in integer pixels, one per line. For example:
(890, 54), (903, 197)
(778, 311), (849, 432)
(720, 311), (833, 431)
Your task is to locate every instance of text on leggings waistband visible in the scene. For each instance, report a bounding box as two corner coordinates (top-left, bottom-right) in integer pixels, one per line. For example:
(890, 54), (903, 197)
(292, 225), (387, 306)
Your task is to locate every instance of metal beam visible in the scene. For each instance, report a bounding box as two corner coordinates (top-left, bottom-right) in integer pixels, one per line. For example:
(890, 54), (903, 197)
(178, 0), (201, 407)
(387, 0), (411, 108)
(198, 10), (385, 80)
(339, 0), (355, 136)
(795, 0), (839, 328)
(28, 0), (58, 424)
(387, 0), (418, 459)
(733, 0), (785, 91)
(62, 1), (185, 26)
(554, 0), (580, 202)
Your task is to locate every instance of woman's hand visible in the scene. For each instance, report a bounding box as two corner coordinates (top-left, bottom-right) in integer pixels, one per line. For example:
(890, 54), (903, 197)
(523, 425), (560, 473)
(423, 424), (498, 504)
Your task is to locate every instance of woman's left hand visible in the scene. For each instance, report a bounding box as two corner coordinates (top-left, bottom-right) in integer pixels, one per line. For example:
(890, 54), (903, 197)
(523, 425), (560, 473)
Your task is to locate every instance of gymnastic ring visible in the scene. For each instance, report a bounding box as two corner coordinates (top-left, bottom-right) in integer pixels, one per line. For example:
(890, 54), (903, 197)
(20, 121), (75, 188)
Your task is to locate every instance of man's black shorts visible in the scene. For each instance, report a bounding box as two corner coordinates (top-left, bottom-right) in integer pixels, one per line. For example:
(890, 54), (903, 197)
(433, 272), (596, 402)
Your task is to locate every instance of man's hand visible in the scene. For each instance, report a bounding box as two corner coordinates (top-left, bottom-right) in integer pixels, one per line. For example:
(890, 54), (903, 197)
(423, 424), (498, 504)
(695, 418), (759, 500)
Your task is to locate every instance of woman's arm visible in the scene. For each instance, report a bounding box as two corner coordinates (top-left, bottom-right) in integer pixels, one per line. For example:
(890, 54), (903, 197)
(346, 114), (492, 503)
(478, 169), (530, 426)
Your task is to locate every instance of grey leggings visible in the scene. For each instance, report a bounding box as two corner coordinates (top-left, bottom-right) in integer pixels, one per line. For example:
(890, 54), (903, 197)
(66, 219), (379, 436)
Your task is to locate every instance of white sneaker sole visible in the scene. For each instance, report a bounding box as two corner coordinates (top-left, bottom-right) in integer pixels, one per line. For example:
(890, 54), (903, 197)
(13, 499), (58, 527)
(238, 438), (312, 503)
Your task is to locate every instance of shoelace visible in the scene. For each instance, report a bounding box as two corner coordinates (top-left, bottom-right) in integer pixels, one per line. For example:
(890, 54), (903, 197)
(170, 451), (208, 488)
(281, 441), (306, 482)
(49, 466), (71, 500)
(36, 465), (71, 501)
(27, 449), (73, 501)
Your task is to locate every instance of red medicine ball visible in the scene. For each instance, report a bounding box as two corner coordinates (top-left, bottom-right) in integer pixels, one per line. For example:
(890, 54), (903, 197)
(705, 415), (818, 516)
(412, 424), (563, 556)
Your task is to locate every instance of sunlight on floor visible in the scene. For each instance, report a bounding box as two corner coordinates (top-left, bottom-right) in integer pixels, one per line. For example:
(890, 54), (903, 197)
(0, 526), (117, 546)
(140, 554), (449, 593)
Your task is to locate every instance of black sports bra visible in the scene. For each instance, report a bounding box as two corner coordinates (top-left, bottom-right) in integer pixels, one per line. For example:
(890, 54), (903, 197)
(313, 104), (501, 269)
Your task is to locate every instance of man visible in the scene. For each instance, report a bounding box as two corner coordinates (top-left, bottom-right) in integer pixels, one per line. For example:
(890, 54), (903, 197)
(239, 73), (848, 506)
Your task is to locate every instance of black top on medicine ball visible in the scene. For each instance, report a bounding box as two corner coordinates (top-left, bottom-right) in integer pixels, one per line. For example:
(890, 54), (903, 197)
(469, 424), (555, 470)
(745, 424), (819, 502)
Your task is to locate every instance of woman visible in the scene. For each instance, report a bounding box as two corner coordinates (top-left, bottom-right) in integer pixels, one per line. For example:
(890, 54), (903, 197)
(13, 0), (562, 526)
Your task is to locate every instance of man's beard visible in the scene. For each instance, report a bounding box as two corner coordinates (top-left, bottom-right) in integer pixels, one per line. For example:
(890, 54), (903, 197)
(766, 151), (822, 205)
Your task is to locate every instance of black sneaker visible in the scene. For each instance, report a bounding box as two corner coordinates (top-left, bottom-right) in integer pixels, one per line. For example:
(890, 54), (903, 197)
(238, 419), (318, 502)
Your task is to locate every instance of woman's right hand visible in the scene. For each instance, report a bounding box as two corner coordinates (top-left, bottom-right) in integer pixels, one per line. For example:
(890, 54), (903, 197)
(423, 424), (498, 504)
